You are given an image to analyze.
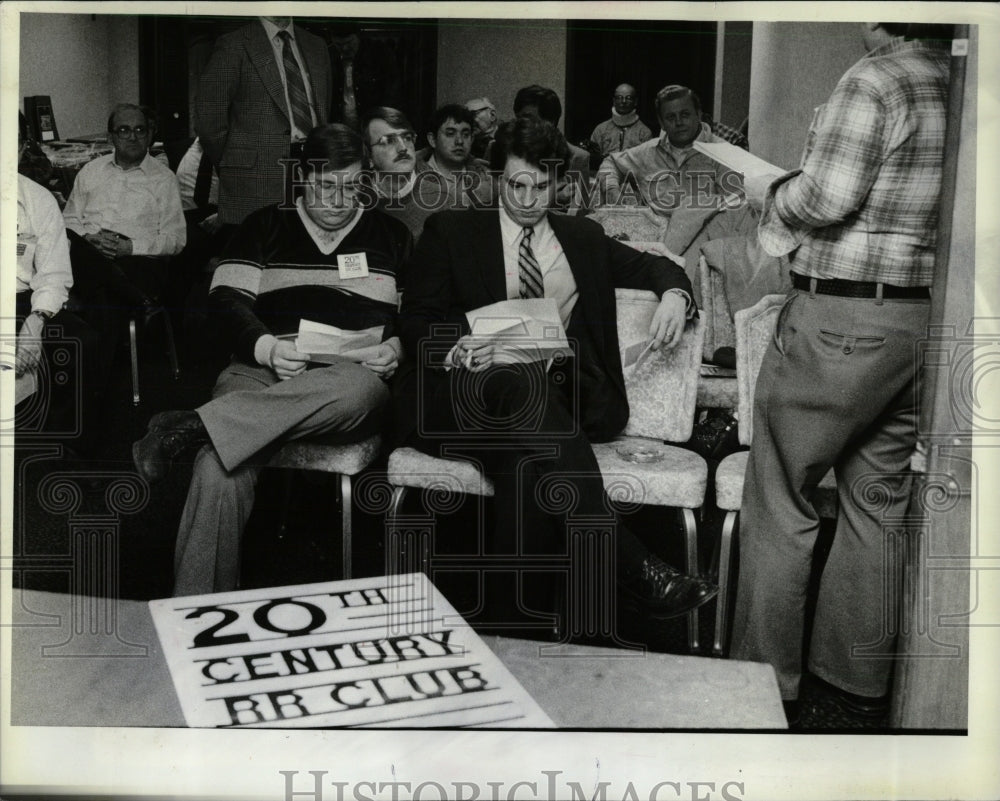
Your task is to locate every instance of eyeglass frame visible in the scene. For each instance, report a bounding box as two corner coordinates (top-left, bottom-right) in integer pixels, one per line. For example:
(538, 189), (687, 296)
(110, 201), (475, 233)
(368, 131), (417, 149)
(112, 125), (150, 139)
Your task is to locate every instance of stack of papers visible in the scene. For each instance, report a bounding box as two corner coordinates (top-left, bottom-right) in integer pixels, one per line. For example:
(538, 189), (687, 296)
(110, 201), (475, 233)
(294, 320), (384, 363)
(466, 298), (572, 364)
(693, 141), (784, 182)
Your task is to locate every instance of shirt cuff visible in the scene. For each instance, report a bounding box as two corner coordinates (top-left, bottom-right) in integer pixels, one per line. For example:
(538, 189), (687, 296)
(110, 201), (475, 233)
(254, 334), (279, 367)
(758, 170), (809, 258)
(664, 288), (696, 319)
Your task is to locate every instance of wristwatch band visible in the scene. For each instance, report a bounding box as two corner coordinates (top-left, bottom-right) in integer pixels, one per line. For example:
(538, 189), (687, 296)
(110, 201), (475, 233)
(31, 309), (54, 321)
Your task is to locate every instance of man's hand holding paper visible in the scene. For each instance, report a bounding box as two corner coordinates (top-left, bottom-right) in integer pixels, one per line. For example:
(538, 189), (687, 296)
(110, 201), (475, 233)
(340, 336), (402, 380)
(462, 298), (572, 367)
(268, 339), (311, 380)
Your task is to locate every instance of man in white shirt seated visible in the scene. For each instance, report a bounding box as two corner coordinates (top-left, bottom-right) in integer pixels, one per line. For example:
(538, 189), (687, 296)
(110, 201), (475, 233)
(16, 155), (101, 457)
(62, 103), (185, 343)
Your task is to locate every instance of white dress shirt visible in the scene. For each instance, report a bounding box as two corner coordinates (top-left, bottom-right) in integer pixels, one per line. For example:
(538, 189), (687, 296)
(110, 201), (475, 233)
(62, 153), (186, 257)
(17, 175), (72, 314)
(498, 205), (579, 326)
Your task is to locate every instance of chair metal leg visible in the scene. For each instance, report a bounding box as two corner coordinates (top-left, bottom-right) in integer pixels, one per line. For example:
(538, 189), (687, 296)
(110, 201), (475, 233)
(129, 318), (140, 405)
(161, 307), (180, 380)
(713, 510), (738, 657)
(387, 485), (407, 524)
(340, 474), (352, 579)
(681, 506), (701, 654)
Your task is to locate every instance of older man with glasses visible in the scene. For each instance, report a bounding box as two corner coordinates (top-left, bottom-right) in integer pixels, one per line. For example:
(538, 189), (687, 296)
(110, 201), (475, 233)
(133, 123), (411, 596)
(62, 102), (185, 386)
(589, 83), (653, 158)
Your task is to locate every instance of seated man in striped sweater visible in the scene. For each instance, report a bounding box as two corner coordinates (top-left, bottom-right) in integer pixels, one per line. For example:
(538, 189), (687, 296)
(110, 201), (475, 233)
(132, 124), (411, 595)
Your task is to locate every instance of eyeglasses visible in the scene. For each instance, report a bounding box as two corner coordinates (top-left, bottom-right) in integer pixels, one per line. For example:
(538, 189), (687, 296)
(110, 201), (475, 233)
(613, 95), (636, 101)
(469, 107), (496, 118)
(369, 131), (416, 149)
(112, 125), (149, 139)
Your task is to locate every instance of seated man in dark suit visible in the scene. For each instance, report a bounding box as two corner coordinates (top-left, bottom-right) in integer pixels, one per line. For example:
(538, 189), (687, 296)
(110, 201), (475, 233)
(394, 115), (717, 629)
(132, 124), (411, 595)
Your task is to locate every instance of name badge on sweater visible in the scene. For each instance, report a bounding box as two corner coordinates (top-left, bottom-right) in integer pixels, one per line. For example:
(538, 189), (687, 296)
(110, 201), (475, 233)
(337, 252), (369, 280)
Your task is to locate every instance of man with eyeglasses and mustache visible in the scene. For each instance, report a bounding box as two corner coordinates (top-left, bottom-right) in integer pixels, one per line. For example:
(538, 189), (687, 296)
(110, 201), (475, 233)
(62, 103), (185, 382)
(362, 106), (456, 244)
(132, 124), (411, 595)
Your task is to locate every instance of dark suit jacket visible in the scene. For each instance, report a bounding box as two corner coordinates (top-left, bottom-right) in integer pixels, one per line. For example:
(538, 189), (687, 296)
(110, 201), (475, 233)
(195, 21), (331, 225)
(394, 208), (693, 445)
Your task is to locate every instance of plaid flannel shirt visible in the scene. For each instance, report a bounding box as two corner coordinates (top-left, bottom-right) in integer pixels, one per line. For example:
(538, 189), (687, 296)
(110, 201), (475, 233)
(705, 116), (749, 151)
(758, 38), (949, 286)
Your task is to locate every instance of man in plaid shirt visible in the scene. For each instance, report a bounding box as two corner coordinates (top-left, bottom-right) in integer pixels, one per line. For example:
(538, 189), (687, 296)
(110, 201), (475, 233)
(731, 22), (951, 725)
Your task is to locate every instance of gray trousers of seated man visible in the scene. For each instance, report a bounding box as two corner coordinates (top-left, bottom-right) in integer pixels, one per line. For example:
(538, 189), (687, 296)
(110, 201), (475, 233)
(173, 359), (388, 596)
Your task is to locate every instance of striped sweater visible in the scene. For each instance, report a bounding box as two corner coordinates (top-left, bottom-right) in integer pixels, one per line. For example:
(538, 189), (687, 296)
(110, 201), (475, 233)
(208, 204), (412, 364)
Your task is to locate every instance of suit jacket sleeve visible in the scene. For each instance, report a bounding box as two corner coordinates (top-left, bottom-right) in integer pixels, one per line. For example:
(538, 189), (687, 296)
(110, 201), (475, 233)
(397, 213), (471, 369)
(194, 34), (240, 167)
(604, 230), (695, 308)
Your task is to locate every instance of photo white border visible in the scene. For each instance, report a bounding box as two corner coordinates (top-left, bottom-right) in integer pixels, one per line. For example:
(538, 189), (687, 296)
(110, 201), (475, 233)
(2, 2), (998, 799)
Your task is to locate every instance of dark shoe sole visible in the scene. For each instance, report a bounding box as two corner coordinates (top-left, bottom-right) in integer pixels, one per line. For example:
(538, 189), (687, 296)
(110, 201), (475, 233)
(618, 583), (719, 620)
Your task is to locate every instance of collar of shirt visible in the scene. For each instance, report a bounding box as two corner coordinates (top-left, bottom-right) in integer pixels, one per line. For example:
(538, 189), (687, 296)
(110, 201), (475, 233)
(497, 206), (578, 321)
(498, 203), (552, 248)
(110, 151), (155, 174)
(426, 154), (469, 180)
(658, 121), (713, 163)
(864, 36), (942, 61)
(295, 198), (363, 254)
(260, 17), (296, 44)
(377, 170), (416, 201)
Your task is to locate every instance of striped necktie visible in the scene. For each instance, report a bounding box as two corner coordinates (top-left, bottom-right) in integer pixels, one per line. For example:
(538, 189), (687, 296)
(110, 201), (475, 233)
(518, 226), (544, 299)
(278, 30), (313, 136)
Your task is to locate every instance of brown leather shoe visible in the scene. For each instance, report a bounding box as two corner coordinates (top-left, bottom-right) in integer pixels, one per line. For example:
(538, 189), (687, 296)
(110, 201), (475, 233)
(132, 410), (209, 484)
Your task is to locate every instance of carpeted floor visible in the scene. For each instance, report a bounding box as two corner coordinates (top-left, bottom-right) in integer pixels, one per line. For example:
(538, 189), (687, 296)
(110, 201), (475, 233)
(10, 310), (893, 732)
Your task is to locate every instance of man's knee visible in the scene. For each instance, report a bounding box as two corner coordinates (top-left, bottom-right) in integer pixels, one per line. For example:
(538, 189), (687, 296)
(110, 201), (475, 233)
(341, 364), (391, 415)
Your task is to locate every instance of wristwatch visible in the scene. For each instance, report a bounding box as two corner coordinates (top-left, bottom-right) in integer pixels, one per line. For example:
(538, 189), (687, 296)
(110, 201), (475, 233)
(31, 309), (54, 321)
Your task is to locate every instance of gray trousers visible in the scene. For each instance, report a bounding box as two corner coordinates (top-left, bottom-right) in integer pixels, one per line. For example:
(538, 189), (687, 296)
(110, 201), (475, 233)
(172, 359), (388, 596)
(730, 288), (931, 699)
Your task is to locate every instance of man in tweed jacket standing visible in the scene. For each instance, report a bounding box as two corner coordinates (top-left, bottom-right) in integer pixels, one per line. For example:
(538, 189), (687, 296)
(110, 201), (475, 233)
(195, 16), (332, 229)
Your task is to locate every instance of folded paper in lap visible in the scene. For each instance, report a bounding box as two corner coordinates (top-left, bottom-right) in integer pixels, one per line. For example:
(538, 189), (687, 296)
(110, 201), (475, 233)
(295, 319), (384, 364)
(465, 298), (572, 365)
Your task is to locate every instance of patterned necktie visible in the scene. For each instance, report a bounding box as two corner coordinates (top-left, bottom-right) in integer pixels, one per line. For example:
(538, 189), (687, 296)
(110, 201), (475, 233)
(518, 226), (544, 299)
(278, 30), (313, 135)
